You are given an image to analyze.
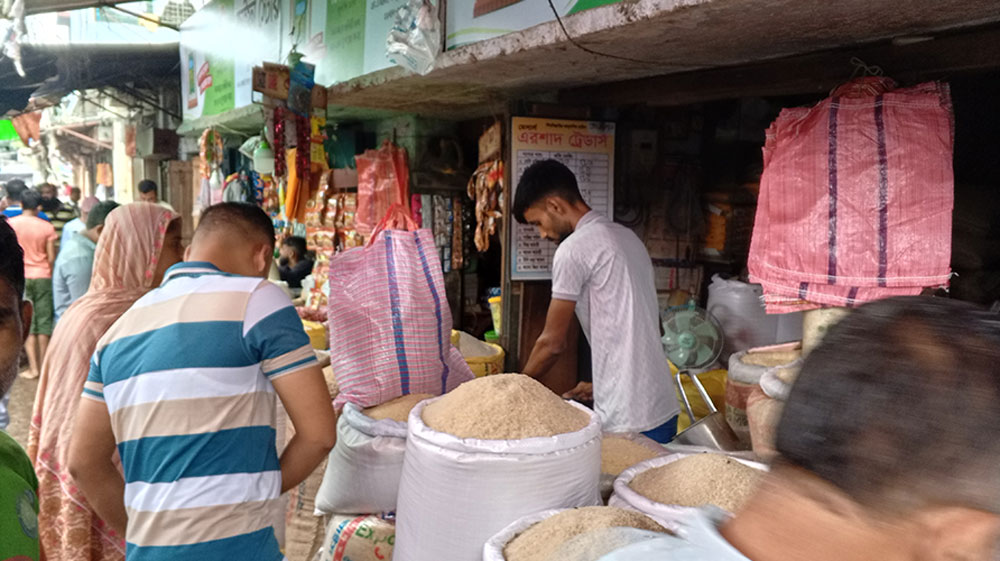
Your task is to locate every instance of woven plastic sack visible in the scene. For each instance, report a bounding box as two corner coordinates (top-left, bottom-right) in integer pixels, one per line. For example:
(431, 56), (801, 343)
(328, 206), (474, 409)
(749, 77), (954, 311)
(314, 514), (395, 561)
(608, 453), (767, 532)
(355, 141), (410, 237)
(393, 398), (602, 561)
(314, 402), (410, 515)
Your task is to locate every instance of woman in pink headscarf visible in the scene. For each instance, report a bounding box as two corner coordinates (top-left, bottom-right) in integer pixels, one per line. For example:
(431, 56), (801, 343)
(28, 203), (184, 560)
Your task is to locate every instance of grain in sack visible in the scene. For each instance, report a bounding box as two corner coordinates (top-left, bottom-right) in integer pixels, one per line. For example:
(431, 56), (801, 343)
(394, 374), (602, 561)
(483, 506), (668, 561)
(726, 344), (801, 443)
(609, 452), (767, 531)
(315, 394), (432, 515)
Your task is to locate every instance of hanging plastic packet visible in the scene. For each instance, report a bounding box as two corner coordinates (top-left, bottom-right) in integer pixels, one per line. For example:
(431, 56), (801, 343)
(0, 0), (25, 77)
(386, 0), (441, 76)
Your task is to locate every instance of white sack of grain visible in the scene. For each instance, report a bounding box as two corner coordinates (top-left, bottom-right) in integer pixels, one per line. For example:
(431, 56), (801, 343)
(483, 507), (669, 561)
(609, 453), (767, 531)
(599, 434), (666, 503)
(393, 394), (602, 561)
(314, 399), (418, 515)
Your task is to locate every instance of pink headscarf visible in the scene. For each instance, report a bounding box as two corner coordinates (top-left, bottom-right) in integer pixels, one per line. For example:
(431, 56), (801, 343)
(28, 202), (179, 559)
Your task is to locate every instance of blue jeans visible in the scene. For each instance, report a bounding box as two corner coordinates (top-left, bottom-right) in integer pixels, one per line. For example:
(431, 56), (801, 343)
(641, 415), (679, 444)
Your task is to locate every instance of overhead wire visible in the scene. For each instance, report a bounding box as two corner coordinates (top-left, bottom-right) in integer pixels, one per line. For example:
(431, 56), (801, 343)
(544, 0), (701, 68)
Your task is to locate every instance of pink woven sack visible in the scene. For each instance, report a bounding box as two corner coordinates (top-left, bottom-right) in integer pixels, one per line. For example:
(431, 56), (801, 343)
(749, 78), (954, 311)
(328, 205), (474, 408)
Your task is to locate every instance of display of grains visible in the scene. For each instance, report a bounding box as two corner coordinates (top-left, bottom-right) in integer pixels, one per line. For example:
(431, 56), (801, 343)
(422, 374), (590, 439)
(601, 437), (661, 476)
(504, 507), (667, 561)
(363, 393), (435, 422)
(628, 453), (763, 512)
(739, 349), (801, 368)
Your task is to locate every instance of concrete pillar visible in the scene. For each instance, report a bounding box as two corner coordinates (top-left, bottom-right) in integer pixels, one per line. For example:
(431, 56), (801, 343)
(112, 121), (134, 203)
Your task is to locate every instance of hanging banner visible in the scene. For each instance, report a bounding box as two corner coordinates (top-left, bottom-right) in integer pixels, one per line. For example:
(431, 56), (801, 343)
(180, 0), (281, 120)
(283, 0), (411, 86)
(446, 0), (622, 50)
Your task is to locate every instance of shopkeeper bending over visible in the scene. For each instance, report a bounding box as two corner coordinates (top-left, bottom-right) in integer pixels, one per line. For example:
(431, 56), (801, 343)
(515, 159), (679, 442)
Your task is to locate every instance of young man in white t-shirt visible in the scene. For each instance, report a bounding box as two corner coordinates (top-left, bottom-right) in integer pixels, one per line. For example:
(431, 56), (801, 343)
(514, 159), (679, 441)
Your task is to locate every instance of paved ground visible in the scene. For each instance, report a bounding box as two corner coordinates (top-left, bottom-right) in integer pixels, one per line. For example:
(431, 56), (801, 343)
(6, 372), (38, 450)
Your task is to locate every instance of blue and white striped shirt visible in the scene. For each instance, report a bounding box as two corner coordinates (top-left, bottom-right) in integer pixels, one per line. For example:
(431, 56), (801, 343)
(83, 261), (317, 561)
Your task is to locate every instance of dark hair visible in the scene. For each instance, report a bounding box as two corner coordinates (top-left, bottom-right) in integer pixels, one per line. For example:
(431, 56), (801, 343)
(4, 179), (25, 202)
(0, 217), (24, 297)
(86, 201), (119, 230)
(195, 203), (274, 247)
(512, 159), (583, 223)
(21, 189), (42, 210)
(282, 236), (307, 259)
(137, 179), (158, 195)
(776, 296), (1000, 514)
(70, 187), (81, 197)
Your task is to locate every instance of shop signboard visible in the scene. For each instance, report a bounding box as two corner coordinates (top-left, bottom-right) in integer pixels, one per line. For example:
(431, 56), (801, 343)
(446, 0), (622, 49)
(510, 117), (615, 281)
(280, 0), (411, 86)
(180, 0), (281, 120)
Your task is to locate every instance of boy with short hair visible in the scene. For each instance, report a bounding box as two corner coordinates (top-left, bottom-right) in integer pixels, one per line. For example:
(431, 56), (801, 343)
(69, 202), (337, 561)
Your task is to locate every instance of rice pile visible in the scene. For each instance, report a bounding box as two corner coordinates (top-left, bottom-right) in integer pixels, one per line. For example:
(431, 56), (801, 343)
(601, 437), (660, 476)
(422, 374), (589, 439)
(739, 349), (801, 368)
(363, 393), (434, 422)
(504, 507), (666, 561)
(629, 453), (762, 512)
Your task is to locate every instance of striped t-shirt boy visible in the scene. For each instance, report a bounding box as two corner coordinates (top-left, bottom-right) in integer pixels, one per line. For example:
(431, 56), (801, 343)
(82, 261), (317, 560)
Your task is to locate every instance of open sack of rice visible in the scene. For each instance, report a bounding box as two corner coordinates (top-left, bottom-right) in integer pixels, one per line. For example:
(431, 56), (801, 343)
(393, 374), (602, 561)
(609, 452), (767, 531)
(484, 506), (671, 561)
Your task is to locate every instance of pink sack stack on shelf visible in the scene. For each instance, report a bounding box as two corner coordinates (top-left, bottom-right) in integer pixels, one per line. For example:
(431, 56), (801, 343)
(749, 77), (955, 313)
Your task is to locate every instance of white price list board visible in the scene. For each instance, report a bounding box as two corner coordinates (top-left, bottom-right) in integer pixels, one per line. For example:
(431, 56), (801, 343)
(510, 117), (615, 280)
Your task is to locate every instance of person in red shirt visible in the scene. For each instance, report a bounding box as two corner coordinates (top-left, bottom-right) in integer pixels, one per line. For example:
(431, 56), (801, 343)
(9, 189), (57, 379)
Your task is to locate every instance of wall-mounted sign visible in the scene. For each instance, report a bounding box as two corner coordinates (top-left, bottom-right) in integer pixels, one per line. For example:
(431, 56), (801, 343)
(509, 117), (616, 280)
(446, 0), (622, 50)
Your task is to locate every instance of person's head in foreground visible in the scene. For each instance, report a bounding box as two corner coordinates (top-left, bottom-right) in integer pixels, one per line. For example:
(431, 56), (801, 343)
(137, 179), (159, 204)
(754, 296), (1000, 561)
(187, 202), (275, 277)
(513, 159), (590, 244)
(38, 183), (59, 211)
(602, 296), (1000, 561)
(0, 218), (30, 396)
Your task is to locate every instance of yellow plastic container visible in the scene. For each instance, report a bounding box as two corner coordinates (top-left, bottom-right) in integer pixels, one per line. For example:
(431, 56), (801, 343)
(452, 330), (505, 377)
(488, 296), (502, 335)
(302, 320), (328, 350)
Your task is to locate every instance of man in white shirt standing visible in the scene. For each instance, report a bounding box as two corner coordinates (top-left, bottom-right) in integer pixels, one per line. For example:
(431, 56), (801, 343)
(515, 159), (679, 441)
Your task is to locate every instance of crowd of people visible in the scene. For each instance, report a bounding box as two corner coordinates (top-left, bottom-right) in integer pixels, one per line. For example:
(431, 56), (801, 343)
(0, 172), (998, 561)
(1, 180), (336, 561)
